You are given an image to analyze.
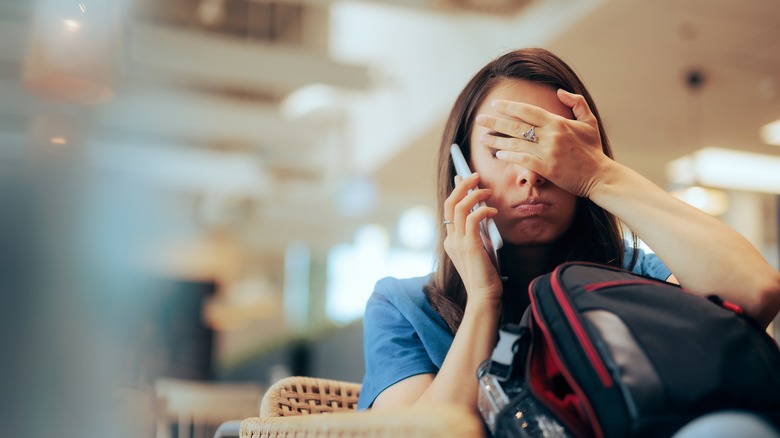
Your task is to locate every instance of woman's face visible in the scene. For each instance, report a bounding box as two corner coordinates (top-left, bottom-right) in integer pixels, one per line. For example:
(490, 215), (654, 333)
(467, 79), (578, 246)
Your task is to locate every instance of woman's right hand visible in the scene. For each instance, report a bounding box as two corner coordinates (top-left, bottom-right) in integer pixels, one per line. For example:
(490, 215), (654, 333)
(442, 172), (504, 305)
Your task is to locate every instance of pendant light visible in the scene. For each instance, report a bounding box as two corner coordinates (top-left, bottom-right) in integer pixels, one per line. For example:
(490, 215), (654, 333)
(22, 0), (121, 105)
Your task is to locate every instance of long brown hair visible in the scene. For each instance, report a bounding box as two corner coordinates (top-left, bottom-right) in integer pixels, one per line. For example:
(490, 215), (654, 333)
(424, 48), (638, 334)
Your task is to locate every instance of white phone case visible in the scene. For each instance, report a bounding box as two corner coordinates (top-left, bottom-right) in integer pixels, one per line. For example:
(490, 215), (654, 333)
(450, 143), (504, 275)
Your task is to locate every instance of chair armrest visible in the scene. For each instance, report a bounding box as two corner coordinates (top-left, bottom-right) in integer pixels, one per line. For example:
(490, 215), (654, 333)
(241, 403), (485, 438)
(214, 420), (242, 438)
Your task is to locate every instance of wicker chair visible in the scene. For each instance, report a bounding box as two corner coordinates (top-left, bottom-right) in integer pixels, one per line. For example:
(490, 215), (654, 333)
(215, 376), (485, 438)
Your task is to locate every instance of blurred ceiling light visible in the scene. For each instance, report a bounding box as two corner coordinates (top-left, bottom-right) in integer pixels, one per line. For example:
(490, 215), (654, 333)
(62, 19), (81, 31)
(397, 205), (435, 250)
(355, 224), (390, 252)
(29, 113), (84, 158)
(334, 176), (377, 218)
(442, 0), (532, 15)
(670, 186), (729, 216)
(198, 0), (226, 26)
(666, 147), (780, 194)
(760, 119), (780, 146)
(280, 84), (344, 120)
(23, 0), (120, 105)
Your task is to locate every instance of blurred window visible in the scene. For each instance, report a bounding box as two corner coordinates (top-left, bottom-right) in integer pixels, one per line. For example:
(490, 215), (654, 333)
(326, 207), (435, 324)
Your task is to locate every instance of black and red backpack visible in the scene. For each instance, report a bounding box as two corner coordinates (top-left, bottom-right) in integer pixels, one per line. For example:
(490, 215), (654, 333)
(477, 262), (780, 438)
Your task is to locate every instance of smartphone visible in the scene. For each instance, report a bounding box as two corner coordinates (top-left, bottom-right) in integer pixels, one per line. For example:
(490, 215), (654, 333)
(450, 143), (505, 278)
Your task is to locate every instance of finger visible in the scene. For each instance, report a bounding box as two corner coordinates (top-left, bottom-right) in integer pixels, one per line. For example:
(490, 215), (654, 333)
(453, 197), (470, 236)
(455, 187), (492, 233)
(475, 114), (533, 139)
(557, 89), (597, 127)
(460, 188), (493, 218)
(444, 174), (471, 226)
(496, 151), (550, 181)
(489, 99), (552, 128)
(449, 173), (480, 231)
(480, 133), (544, 160)
(465, 205), (497, 247)
(453, 173), (480, 203)
(481, 136), (545, 174)
(453, 187), (481, 235)
(443, 187), (456, 229)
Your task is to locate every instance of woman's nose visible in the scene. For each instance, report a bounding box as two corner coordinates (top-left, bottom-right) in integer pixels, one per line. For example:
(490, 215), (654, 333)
(516, 167), (546, 187)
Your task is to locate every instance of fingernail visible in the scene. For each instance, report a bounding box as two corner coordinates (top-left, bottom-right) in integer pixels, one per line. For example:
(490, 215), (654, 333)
(480, 133), (490, 143)
(491, 100), (500, 108)
(476, 115), (486, 124)
(495, 151), (506, 159)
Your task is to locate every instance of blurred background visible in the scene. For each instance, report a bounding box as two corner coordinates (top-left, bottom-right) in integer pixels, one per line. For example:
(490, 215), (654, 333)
(1, 0), (779, 436)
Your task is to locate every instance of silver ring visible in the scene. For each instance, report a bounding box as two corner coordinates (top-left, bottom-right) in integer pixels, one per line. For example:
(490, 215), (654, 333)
(442, 220), (454, 225)
(522, 126), (538, 143)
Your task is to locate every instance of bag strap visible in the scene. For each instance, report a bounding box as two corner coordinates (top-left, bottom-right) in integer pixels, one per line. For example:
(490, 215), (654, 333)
(485, 323), (530, 383)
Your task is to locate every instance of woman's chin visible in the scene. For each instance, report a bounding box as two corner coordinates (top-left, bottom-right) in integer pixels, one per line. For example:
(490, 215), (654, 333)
(501, 228), (571, 248)
(498, 220), (572, 248)
(503, 235), (558, 247)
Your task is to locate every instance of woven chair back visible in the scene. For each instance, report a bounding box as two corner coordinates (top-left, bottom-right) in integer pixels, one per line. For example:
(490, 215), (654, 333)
(260, 376), (361, 418)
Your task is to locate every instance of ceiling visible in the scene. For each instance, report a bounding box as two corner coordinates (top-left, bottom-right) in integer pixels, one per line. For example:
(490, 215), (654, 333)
(548, 0), (780, 180)
(1, 0), (779, 284)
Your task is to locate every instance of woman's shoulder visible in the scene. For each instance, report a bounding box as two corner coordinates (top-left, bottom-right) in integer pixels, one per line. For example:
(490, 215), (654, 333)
(622, 242), (671, 281)
(371, 274), (433, 306)
(366, 273), (450, 333)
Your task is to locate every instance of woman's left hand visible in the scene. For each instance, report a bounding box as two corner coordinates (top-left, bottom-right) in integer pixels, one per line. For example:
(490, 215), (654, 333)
(476, 89), (611, 199)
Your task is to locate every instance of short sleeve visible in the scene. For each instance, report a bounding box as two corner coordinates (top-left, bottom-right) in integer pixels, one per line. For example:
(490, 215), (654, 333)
(624, 244), (672, 281)
(357, 281), (439, 410)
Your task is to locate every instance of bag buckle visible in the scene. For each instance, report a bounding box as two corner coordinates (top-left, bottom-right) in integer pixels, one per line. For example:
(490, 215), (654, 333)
(487, 325), (527, 382)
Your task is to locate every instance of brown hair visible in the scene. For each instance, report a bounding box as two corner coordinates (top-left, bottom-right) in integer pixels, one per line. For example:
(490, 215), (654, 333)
(424, 48), (638, 334)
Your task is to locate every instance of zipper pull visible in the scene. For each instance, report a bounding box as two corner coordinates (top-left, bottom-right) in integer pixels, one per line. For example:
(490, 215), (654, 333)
(707, 295), (744, 315)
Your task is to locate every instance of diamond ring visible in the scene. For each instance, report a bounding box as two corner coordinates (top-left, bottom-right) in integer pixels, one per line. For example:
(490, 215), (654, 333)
(522, 126), (538, 143)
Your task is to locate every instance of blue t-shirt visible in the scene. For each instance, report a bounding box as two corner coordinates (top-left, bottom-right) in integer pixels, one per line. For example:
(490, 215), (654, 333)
(357, 246), (671, 409)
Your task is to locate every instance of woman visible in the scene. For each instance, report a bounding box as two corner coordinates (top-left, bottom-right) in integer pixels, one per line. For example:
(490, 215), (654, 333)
(357, 48), (780, 412)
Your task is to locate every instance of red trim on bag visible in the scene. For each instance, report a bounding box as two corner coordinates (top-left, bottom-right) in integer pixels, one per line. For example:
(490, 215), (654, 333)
(564, 393), (586, 424)
(551, 270), (614, 389)
(721, 300), (744, 315)
(529, 278), (604, 438)
(583, 279), (659, 292)
(528, 314), (593, 438)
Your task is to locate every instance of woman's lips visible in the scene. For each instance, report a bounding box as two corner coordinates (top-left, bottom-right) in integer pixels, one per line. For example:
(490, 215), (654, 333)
(512, 200), (550, 216)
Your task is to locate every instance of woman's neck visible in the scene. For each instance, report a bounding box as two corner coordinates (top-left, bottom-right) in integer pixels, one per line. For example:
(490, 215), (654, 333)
(496, 243), (565, 324)
(500, 243), (561, 285)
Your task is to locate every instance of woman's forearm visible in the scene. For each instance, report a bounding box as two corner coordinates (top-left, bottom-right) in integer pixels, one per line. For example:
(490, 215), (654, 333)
(414, 299), (500, 409)
(590, 161), (780, 326)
